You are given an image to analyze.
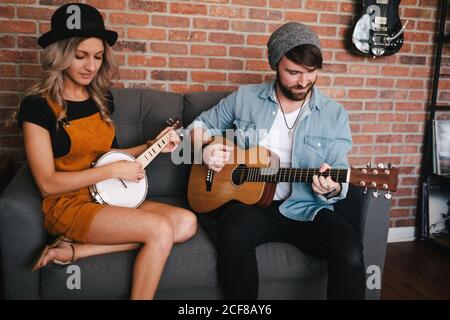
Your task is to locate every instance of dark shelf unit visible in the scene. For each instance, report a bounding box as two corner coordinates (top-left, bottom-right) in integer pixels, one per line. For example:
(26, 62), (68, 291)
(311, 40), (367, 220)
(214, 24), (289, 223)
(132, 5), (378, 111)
(419, 0), (450, 250)
(429, 234), (450, 254)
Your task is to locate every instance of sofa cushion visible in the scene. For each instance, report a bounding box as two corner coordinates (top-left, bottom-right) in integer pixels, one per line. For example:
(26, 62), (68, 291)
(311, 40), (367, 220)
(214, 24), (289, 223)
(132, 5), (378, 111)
(40, 197), (326, 299)
(183, 91), (231, 128)
(110, 88), (187, 198)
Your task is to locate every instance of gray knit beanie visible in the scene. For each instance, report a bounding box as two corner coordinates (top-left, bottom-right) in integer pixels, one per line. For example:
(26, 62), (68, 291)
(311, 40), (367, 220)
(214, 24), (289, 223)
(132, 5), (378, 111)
(267, 22), (322, 70)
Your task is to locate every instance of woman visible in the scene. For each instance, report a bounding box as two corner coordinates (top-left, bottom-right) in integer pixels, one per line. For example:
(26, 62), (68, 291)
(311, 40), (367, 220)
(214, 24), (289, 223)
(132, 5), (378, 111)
(17, 3), (197, 300)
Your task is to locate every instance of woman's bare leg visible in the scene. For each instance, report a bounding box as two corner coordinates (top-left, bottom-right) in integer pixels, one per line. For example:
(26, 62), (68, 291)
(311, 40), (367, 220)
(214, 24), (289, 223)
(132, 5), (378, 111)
(86, 206), (175, 300)
(39, 203), (197, 284)
(38, 202), (197, 299)
(40, 242), (141, 268)
(138, 200), (197, 243)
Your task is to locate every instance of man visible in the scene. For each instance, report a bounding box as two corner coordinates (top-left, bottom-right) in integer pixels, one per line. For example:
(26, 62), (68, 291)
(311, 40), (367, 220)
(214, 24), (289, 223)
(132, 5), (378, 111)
(188, 22), (365, 300)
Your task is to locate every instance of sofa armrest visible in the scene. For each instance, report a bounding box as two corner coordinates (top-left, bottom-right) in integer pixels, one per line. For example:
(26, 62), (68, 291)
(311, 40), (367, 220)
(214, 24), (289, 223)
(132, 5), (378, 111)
(334, 185), (391, 300)
(0, 163), (46, 299)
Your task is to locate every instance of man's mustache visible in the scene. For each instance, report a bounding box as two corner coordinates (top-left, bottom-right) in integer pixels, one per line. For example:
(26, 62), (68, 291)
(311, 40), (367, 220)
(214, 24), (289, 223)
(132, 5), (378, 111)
(290, 84), (311, 90)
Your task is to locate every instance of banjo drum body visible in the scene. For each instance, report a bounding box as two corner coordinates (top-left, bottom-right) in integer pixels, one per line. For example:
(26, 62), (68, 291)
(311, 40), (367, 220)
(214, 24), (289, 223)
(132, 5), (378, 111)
(89, 151), (148, 208)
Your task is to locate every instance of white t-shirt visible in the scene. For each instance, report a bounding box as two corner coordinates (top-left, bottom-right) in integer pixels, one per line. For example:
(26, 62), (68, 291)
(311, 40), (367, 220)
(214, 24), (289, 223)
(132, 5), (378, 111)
(259, 98), (310, 200)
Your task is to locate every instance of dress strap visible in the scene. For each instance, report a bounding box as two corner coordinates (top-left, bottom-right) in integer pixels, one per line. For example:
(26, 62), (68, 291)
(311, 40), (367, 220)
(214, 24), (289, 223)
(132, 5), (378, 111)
(45, 96), (64, 118)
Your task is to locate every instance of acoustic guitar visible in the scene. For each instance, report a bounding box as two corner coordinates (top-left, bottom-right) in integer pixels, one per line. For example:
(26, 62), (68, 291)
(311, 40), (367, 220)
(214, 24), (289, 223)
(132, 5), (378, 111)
(352, 0), (408, 57)
(188, 137), (398, 213)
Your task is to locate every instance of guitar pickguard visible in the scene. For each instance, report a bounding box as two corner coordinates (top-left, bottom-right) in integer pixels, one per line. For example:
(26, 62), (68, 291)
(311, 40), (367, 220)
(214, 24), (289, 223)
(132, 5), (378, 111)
(352, 0), (406, 57)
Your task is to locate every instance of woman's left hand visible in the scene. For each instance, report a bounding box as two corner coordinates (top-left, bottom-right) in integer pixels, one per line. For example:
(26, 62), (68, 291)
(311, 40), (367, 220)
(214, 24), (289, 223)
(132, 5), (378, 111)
(151, 126), (181, 153)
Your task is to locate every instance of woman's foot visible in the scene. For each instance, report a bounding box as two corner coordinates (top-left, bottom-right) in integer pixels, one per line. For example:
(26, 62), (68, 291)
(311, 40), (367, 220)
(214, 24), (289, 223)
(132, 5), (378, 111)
(32, 238), (77, 271)
(41, 241), (76, 268)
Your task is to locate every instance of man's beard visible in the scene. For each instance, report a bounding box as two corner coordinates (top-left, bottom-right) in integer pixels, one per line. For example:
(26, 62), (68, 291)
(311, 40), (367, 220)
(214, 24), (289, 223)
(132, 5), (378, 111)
(276, 73), (315, 102)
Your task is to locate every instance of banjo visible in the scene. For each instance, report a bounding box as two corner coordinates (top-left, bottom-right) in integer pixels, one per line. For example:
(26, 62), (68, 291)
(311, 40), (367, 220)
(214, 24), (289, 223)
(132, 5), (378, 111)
(89, 119), (182, 208)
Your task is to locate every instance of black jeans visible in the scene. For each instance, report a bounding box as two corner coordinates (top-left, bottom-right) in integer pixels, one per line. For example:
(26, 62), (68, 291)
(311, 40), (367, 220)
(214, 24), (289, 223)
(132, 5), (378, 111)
(197, 201), (366, 300)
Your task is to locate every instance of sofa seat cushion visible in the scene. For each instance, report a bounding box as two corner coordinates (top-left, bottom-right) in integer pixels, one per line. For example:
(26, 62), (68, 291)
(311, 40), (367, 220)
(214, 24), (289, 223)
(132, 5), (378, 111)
(40, 197), (326, 299)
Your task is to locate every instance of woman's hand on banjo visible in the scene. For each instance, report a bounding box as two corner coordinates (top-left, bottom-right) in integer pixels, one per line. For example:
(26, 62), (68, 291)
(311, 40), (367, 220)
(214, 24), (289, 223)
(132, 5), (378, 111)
(151, 126), (181, 153)
(108, 160), (145, 183)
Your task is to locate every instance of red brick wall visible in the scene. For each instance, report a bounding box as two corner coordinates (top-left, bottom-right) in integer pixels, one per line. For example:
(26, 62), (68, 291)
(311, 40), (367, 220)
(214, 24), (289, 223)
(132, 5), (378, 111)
(0, 0), (443, 228)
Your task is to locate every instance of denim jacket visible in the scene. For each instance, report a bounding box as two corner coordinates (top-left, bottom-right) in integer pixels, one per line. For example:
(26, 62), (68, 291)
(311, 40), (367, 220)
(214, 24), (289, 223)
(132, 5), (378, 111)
(187, 81), (352, 221)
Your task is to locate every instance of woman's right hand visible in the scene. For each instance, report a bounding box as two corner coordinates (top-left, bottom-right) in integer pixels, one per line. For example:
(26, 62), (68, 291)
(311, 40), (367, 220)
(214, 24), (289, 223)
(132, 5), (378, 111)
(108, 160), (145, 183)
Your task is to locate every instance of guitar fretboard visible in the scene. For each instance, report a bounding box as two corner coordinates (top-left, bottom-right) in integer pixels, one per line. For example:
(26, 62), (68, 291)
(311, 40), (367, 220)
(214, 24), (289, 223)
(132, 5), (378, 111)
(136, 132), (171, 168)
(237, 167), (349, 183)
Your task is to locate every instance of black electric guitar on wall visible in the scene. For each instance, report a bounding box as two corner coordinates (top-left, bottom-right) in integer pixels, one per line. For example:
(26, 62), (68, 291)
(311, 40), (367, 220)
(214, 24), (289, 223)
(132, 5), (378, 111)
(352, 0), (409, 57)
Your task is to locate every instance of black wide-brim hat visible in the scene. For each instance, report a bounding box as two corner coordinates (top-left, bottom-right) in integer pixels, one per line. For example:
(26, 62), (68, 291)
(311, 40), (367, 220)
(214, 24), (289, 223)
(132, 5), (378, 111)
(38, 3), (118, 48)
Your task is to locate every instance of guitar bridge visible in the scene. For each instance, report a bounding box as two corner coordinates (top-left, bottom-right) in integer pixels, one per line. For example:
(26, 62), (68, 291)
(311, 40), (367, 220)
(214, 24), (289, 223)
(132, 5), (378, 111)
(206, 169), (214, 192)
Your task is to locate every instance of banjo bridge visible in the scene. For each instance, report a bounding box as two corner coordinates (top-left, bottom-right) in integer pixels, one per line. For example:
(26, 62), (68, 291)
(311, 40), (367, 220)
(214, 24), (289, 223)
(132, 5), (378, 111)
(119, 178), (128, 189)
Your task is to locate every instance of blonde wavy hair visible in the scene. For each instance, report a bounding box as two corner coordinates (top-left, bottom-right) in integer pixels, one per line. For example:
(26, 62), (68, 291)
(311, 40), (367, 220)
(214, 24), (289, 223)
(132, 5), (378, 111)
(22, 37), (119, 127)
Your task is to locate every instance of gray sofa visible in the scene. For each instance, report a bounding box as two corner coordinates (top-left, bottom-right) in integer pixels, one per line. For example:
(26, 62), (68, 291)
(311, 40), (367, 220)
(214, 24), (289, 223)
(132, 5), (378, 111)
(0, 88), (391, 300)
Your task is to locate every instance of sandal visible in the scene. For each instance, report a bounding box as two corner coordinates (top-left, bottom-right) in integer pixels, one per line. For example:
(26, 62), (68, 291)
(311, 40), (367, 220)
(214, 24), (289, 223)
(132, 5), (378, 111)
(31, 236), (76, 272)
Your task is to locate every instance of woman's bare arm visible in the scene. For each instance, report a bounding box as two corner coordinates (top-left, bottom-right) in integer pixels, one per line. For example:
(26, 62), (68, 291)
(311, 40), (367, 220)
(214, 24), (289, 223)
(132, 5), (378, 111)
(23, 122), (142, 197)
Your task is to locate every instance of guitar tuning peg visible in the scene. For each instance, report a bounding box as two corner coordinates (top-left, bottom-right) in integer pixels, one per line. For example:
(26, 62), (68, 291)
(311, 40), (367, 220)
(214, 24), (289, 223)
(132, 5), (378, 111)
(373, 190), (379, 198)
(377, 163), (384, 169)
(384, 191), (392, 200)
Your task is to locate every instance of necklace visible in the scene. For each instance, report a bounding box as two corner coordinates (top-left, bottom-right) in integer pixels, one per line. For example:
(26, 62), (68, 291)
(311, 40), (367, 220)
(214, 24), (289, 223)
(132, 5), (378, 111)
(275, 88), (306, 138)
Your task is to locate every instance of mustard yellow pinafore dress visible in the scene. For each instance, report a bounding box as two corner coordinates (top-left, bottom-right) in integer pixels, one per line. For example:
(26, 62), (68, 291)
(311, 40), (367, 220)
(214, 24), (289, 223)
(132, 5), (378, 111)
(42, 98), (115, 243)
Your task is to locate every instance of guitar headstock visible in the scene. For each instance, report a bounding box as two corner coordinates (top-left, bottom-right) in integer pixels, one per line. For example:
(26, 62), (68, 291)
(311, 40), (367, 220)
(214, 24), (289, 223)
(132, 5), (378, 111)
(349, 163), (398, 199)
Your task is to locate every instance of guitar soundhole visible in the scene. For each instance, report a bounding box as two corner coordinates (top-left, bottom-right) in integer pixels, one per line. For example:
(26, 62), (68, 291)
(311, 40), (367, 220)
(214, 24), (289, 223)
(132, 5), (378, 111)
(232, 164), (248, 186)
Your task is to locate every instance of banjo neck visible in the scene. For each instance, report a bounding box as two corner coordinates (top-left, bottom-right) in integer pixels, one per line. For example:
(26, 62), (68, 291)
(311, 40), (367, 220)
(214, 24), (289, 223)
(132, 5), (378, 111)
(135, 131), (172, 168)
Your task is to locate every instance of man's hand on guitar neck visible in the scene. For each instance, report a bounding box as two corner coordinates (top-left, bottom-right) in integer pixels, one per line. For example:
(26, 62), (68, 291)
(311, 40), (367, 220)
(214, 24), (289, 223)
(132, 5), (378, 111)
(203, 143), (233, 172)
(312, 163), (342, 199)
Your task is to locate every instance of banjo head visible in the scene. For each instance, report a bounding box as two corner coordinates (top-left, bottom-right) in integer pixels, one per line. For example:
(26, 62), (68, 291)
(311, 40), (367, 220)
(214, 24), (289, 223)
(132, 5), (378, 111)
(92, 151), (148, 208)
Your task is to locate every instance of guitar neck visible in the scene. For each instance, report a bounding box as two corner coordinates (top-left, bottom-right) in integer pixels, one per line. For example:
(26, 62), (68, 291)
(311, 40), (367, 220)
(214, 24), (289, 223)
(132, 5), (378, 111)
(136, 132), (171, 168)
(244, 168), (350, 183)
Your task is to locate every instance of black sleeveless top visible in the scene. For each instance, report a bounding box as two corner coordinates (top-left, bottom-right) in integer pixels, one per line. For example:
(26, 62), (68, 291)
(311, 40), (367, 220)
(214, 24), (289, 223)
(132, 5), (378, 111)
(18, 94), (119, 159)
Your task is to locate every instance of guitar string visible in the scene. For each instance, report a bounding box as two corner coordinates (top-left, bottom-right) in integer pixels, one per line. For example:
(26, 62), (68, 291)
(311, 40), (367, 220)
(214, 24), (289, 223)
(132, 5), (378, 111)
(231, 172), (349, 179)
(232, 168), (348, 174)
(232, 167), (387, 176)
(242, 175), (388, 186)
(231, 169), (349, 175)
(233, 168), (347, 175)
(232, 168), (349, 181)
(230, 168), (388, 183)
